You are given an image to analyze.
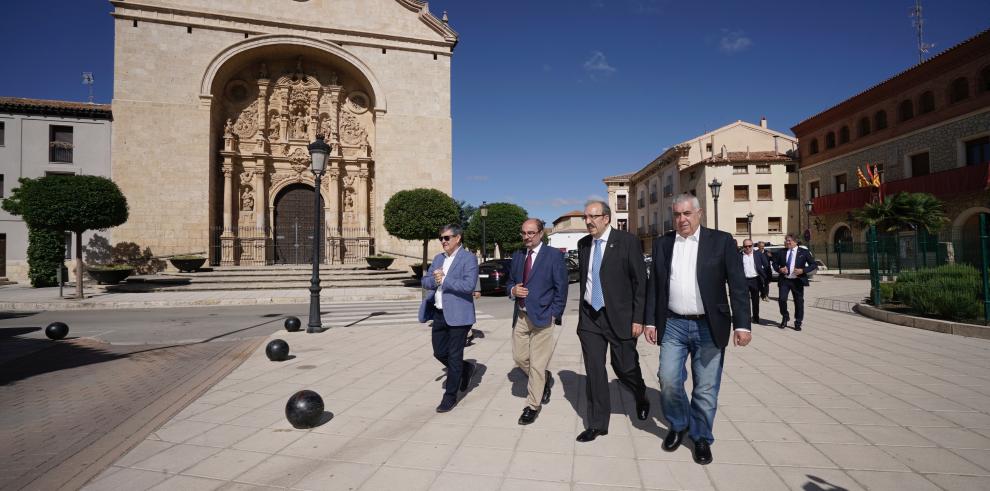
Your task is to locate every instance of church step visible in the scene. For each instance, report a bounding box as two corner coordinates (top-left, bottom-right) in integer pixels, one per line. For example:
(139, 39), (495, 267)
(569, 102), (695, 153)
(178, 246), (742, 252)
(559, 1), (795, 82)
(109, 278), (418, 292)
(167, 269), (409, 278)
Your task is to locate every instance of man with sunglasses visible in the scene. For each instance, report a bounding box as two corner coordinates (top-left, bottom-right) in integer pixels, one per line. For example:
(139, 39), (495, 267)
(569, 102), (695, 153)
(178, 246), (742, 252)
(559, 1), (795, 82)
(507, 218), (568, 425)
(419, 224), (479, 413)
(741, 239), (770, 324)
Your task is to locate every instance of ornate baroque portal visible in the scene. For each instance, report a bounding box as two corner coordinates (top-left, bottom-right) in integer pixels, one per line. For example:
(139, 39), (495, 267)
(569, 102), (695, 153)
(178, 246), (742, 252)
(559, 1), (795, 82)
(216, 57), (375, 265)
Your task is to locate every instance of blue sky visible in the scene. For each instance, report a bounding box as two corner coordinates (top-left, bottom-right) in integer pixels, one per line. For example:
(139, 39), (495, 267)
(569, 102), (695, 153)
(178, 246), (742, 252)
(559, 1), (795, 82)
(2, 0), (987, 222)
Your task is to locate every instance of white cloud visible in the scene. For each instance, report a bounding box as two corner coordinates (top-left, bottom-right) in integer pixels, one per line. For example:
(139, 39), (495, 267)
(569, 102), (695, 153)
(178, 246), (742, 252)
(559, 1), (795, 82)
(582, 51), (616, 78)
(719, 29), (752, 54)
(464, 175), (489, 182)
(587, 194), (606, 202)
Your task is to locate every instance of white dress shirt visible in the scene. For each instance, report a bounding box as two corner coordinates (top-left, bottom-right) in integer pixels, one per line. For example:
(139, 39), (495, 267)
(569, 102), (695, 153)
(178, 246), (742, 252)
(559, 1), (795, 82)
(434, 246), (460, 310)
(584, 227), (612, 306)
(668, 226), (704, 315)
(742, 253), (757, 278)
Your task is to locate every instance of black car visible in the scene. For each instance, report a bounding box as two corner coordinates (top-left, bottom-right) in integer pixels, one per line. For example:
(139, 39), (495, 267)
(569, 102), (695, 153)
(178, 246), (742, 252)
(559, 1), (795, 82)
(478, 259), (512, 295)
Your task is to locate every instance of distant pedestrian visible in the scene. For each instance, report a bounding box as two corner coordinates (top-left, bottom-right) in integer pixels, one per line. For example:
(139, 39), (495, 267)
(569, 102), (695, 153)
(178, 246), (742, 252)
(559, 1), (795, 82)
(418, 224), (479, 412)
(740, 239), (770, 324)
(755, 241), (771, 300)
(770, 234), (817, 331)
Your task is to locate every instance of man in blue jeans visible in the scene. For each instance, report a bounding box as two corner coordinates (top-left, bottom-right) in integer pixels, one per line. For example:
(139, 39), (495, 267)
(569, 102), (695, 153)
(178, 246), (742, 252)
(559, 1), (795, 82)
(419, 224), (479, 413)
(644, 194), (751, 465)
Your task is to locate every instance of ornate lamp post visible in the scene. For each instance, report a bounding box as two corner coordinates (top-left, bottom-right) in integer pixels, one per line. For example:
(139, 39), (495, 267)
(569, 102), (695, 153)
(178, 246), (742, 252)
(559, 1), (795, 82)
(480, 201), (488, 261)
(746, 212), (754, 241)
(804, 199), (815, 244)
(307, 135), (332, 333)
(708, 178), (722, 231)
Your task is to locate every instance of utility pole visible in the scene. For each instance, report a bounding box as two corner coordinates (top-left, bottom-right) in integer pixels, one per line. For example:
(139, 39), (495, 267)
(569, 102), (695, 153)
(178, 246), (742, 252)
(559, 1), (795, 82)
(910, 0), (934, 64)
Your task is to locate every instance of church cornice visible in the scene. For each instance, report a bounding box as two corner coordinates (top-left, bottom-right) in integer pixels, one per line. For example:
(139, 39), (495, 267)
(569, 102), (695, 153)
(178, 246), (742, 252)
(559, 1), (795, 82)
(110, 0), (458, 53)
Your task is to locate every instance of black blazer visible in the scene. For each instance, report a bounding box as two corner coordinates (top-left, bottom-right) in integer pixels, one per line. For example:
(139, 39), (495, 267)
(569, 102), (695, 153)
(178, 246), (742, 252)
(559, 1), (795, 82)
(645, 228), (750, 349)
(577, 228), (646, 339)
(771, 247), (818, 287)
(746, 250), (771, 285)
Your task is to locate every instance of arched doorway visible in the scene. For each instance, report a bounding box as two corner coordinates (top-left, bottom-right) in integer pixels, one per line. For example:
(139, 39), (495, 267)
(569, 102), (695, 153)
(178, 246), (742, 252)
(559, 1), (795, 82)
(833, 225), (853, 252)
(273, 184), (325, 264)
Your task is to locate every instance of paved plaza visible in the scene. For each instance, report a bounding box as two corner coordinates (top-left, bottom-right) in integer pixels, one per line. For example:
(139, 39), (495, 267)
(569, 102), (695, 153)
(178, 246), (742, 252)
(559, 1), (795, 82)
(79, 277), (990, 490)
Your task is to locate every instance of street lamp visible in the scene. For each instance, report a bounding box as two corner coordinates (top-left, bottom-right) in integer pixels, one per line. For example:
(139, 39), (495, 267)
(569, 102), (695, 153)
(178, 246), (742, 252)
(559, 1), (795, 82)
(307, 134), (332, 333)
(708, 178), (722, 231)
(479, 201), (488, 261)
(805, 199), (815, 244)
(746, 212), (754, 241)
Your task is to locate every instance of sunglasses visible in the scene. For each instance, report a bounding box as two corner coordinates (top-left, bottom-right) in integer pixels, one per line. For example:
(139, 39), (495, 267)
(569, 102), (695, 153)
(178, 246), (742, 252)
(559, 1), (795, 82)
(743, 245), (753, 248)
(439, 235), (455, 242)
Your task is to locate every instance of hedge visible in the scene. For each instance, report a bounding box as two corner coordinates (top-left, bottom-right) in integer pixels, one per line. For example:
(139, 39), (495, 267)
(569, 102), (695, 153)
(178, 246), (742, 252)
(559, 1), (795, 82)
(892, 264), (982, 321)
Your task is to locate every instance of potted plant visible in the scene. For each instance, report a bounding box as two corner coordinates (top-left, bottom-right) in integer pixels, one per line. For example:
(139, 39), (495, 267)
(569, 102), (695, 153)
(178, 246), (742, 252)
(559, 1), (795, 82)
(411, 261), (431, 279)
(170, 255), (207, 272)
(87, 264), (135, 285)
(365, 255), (395, 270)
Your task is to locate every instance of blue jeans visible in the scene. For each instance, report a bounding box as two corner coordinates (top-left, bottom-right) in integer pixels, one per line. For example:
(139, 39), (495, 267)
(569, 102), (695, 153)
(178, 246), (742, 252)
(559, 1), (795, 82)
(658, 317), (724, 444)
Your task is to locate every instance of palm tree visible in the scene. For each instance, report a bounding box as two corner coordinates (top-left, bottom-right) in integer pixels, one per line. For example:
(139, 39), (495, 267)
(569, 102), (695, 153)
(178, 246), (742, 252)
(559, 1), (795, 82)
(853, 192), (947, 234)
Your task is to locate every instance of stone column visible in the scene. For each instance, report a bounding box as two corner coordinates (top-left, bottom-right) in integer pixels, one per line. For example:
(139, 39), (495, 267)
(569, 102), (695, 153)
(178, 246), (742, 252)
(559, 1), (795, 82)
(220, 163), (235, 266)
(357, 163), (369, 236)
(252, 159), (267, 265)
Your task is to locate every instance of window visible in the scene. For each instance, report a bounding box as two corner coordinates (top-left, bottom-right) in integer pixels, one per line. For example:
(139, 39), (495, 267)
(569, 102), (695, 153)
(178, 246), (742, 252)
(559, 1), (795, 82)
(910, 152), (930, 177)
(734, 185), (749, 201)
(839, 126), (850, 144)
(898, 100), (914, 121)
(756, 165), (771, 174)
(663, 175), (673, 197)
(786, 164), (796, 173)
(809, 181), (820, 198)
(834, 173), (847, 193)
(733, 165), (748, 174)
(650, 183), (657, 203)
(689, 171), (696, 180)
(825, 132), (836, 149)
(918, 91), (935, 114)
(0, 174), (4, 198)
(757, 184), (772, 200)
(965, 136), (989, 166)
(809, 139), (819, 155)
(638, 190), (645, 208)
(617, 219), (627, 231)
(0, 121), (5, 146)
(768, 217), (782, 233)
(45, 171), (75, 176)
(874, 110), (888, 130)
(616, 194), (627, 211)
(736, 218), (749, 235)
(784, 183), (798, 200)
(64, 231), (73, 260)
(49, 125), (73, 163)
(705, 143), (712, 153)
(857, 117), (871, 137)
(949, 77), (970, 104)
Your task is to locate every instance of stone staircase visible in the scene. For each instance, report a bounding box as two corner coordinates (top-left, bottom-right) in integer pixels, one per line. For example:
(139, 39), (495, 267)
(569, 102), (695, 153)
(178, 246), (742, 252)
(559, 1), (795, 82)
(107, 264), (418, 292)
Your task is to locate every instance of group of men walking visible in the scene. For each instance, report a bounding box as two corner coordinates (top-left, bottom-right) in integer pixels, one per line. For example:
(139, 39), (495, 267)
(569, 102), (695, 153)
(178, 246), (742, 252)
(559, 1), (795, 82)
(419, 194), (815, 465)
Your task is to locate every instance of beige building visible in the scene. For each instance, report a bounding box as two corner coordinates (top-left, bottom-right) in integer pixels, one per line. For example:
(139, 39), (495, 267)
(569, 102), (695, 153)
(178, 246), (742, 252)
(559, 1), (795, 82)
(603, 173), (631, 232)
(547, 210), (587, 252)
(613, 119), (800, 252)
(110, 0), (457, 267)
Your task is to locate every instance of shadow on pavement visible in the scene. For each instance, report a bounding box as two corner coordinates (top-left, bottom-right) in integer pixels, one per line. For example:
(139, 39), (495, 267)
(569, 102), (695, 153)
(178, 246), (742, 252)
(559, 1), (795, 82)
(0, 312), (40, 320)
(803, 474), (849, 491)
(0, 326), (40, 337)
(0, 338), (126, 386)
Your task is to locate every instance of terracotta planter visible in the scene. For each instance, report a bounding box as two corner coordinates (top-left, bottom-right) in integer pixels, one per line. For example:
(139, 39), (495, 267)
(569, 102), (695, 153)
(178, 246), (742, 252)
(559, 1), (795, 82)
(170, 257), (207, 272)
(87, 267), (134, 285)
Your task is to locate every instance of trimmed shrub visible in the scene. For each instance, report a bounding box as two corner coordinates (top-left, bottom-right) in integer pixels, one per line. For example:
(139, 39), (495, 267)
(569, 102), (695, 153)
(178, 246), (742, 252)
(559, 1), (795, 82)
(27, 227), (65, 287)
(892, 264), (982, 321)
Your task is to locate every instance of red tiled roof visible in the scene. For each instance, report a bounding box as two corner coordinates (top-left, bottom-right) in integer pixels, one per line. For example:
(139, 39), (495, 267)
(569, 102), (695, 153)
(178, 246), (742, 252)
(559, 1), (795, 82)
(0, 97), (112, 119)
(603, 173), (633, 181)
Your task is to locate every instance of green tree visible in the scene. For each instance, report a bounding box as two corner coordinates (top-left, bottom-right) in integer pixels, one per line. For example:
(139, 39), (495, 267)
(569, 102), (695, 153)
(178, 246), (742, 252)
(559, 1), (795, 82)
(3, 175), (129, 298)
(26, 228), (65, 288)
(853, 192), (948, 234)
(456, 200), (477, 231)
(463, 202), (528, 258)
(383, 188), (460, 267)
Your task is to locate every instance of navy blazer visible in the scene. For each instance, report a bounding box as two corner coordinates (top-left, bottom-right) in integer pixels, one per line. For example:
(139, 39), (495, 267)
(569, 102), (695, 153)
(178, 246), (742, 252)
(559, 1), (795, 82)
(507, 245), (568, 328)
(771, 247), (818, 287)
(577, 228), (646, 340)
(744, 250), (771, 286)
(419, 248), (479, 326)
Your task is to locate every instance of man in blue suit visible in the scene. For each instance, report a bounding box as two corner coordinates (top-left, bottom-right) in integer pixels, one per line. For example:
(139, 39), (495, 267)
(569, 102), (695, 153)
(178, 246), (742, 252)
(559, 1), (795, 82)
(771, 234), (817, 331)
(507, 218), (568, 425)
(419, 224), (479, 412)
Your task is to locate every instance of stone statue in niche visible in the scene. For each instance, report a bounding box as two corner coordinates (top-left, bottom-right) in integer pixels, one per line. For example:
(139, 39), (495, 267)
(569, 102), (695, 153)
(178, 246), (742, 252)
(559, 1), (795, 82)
(344, 191), (354, 212)
(268, 117), (280, 141)
(241, 188), (254, 211)
(224, 119), (234, 138)
(292, 116), (308, 139)
(240, 171), (253, 186)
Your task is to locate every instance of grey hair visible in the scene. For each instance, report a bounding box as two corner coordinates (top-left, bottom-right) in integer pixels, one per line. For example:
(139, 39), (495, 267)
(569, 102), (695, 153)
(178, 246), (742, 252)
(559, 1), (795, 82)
(672, 193), (701, 210)
(440, 224), (463, 236)
(585, 200), (612, 219)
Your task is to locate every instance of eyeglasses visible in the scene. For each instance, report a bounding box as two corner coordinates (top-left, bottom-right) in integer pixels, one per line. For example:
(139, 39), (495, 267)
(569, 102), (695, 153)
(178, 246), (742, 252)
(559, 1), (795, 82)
(743, 245), (753, 248)
(583, 214), (606, 220)
(519, 231), (539, 237)
(438, 235), (454, 242)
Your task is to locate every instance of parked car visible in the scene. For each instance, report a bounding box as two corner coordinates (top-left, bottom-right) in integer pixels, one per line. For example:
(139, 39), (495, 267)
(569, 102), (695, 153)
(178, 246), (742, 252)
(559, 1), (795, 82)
(566, 255), (580, 283)
(478, 259), (512, 295)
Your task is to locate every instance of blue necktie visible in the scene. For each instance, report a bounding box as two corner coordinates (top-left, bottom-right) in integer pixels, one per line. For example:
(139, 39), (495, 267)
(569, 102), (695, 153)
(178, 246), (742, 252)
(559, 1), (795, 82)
(786, 249), (793, 275)
(591, 239), (604, 310)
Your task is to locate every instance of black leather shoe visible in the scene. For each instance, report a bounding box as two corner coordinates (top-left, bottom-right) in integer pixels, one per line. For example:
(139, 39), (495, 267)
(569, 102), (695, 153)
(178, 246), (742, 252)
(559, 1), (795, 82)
(541, 370), (553, 405)
(576, 428), (608, 442)
(436, 395), (457, 413)
(661, 429), (687, 452)
(752, 316), (760, 324)
(778, 318), (788, 329)
(693, 439), (713, 465)
(518, 406), (540, 425)
(794, 322), (802, 331)
(459, 362), (474, 392)
(636, 400), (650, 421)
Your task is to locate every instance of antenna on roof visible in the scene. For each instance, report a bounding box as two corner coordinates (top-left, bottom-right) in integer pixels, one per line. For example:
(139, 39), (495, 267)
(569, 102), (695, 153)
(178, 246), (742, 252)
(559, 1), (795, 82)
(910, 0), (934, 64)
(82, 72), (95, 104)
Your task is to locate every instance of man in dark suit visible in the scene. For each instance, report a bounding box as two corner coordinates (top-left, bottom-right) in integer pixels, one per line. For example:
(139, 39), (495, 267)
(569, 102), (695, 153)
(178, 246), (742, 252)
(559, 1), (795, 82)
(645, 194), (751, 465)
(740, 239), (770, 324)
(771, 234), (818, 331)
(507, 218), (568, 425)
(755, 241), (771, 300)
(575, 200), (649, 443)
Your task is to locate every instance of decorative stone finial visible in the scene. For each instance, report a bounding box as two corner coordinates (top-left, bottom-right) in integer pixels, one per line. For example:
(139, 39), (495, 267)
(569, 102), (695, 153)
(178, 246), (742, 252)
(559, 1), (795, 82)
(442, 11), (448, 23)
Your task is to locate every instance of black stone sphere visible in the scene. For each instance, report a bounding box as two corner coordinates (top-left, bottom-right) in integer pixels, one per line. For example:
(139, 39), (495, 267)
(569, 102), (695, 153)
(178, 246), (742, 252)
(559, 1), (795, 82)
(265, 339), (290, 361)
(285, 390), (324, 429)
(284, 316), (301, 332)
(45, 322), (69, 340)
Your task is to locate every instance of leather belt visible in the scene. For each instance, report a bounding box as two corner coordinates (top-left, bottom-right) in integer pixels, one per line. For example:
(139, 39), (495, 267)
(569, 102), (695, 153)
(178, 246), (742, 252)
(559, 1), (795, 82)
(668, 310), (705, 321)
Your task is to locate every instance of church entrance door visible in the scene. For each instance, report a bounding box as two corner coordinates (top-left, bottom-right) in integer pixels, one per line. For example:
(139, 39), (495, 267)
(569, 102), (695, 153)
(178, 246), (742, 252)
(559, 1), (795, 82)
(273, 184), (325, 264)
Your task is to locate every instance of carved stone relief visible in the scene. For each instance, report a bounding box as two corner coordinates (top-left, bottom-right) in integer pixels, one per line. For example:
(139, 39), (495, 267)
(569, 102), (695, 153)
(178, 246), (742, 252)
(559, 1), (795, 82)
(288, 147), (310, 174)
(241, 187), (254, 211)
(339, 112), (367, 146)
(233, 99), (259, 139)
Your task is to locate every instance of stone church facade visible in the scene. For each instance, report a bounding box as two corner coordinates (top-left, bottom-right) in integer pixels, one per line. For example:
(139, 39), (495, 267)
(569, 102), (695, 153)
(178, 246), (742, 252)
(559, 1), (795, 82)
(110, 0), (457, 266)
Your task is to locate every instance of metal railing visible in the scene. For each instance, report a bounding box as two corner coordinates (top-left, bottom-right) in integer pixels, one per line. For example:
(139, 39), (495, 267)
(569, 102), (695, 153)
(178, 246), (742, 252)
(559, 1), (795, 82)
(49, 141), (73, 163)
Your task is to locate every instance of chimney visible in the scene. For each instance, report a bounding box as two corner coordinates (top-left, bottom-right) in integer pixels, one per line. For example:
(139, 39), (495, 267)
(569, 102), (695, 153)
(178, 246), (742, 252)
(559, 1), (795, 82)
(720, 145), (727, 159)
(760, 116), (767, 128)
(773, 135), (779, 154)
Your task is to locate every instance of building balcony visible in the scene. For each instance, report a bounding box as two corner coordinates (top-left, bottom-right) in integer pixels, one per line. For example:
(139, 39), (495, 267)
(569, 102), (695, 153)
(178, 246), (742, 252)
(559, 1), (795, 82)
(812, 162), (990, 215)
(649, 193), (658, 204)
(49, 141), (73, 163)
